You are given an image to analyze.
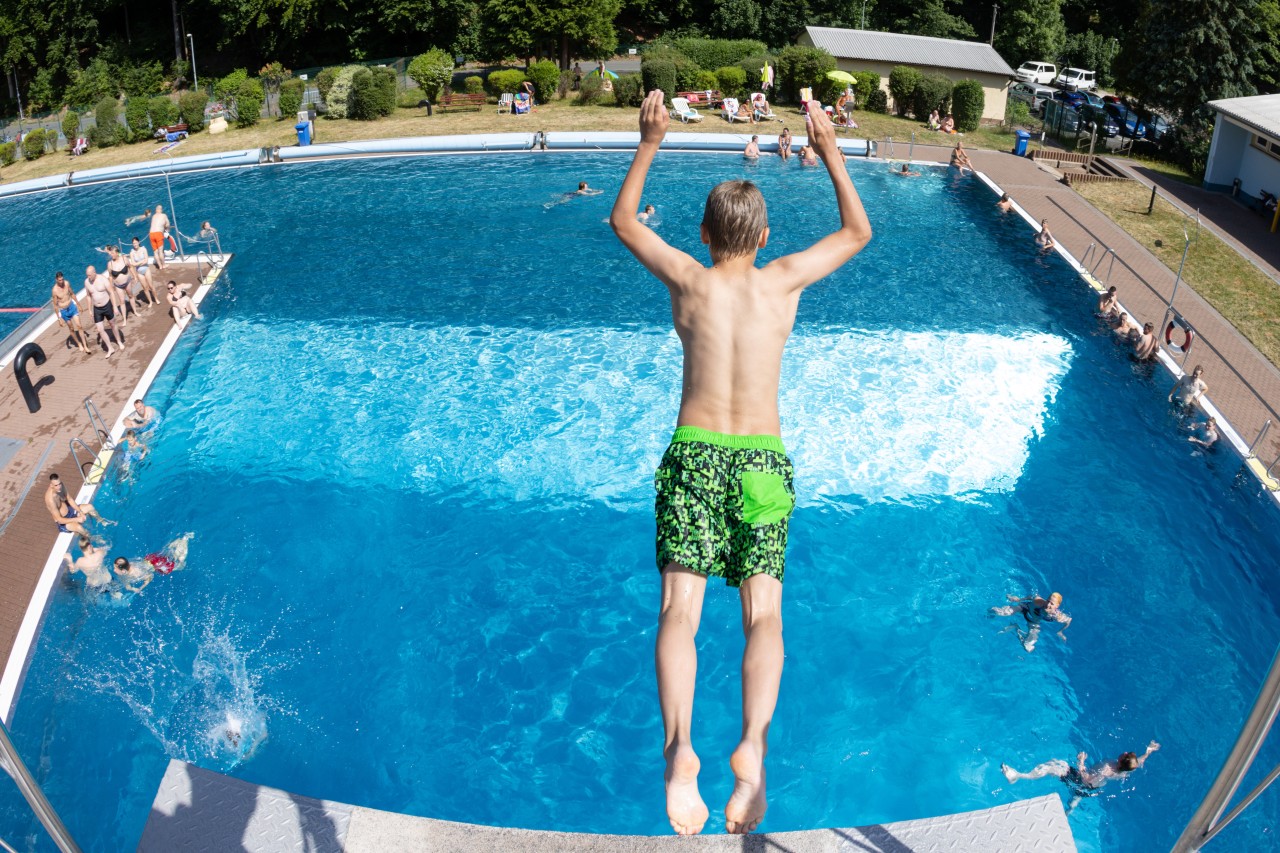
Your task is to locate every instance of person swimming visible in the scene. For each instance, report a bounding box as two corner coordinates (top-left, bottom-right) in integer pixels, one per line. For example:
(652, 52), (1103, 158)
(894, 163), (920, 177)
(990, 592), (1071, 651)
(996, 192), (1013, 212)
(1002, 741), (1160, 812)
(545, 181), (604, 209)
(64, 534), (112, 588)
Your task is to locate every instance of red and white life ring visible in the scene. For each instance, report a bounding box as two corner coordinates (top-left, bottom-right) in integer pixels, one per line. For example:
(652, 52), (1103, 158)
(1165, 317), (1195, 353)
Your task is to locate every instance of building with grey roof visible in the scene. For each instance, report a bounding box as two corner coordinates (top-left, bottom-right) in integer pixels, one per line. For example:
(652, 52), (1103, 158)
(1204, 94), (1280, 212)
(798, 26), (1015, 121)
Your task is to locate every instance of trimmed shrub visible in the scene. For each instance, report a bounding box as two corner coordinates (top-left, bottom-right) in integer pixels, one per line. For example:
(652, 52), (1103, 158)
(316, 68), (338, 105)
(911, 74), (953, 121)
(485, 69), (527, 96)
(642, 46), (700, 92)
(951, 79), (984, 132)
(149, 96), (179, 128)
(372, 66), (397, 116)
(851, 71), (880, 108)
(93, 96), (121, 147)
(576, 74), (605, 106)
(776, 45), (835, 104)
(179, 90), (208, 131)
(464, 75), (485, 95)
(124, 97), (150, 142)
(694, 70), (719, 91)
(233, 78), (265, 127)
(214, 69), (249, 103)
(866, 87), (889, 114)
(672, 38), (768, 72)
(715, 66), (747, 100)
(349, 69), (379, 120)
(325, 65), (364, 118)
(613, 74), (644, 107)
(408, 49), (454, 101)
(61, 111), (80, 142)
(641, 60), (676, 98)
(279, 78), (304, 119)
(888, 66), (922, 116)
(527, 60), (560, 104)
(21, 129), (47, 160)
(0, 142), (15, 166)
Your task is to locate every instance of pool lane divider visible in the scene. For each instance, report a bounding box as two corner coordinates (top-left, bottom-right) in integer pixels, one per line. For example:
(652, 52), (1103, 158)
(0, 256), (232, 725)
(974, 169), (1280, 507)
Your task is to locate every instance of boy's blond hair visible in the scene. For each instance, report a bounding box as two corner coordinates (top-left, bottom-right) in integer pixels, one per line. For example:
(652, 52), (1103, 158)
(702, 181), (767, 259)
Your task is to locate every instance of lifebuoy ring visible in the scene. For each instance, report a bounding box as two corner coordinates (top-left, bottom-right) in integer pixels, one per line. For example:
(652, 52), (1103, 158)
(1165, 317), (1194, 352)
(146, 553), (175, 575)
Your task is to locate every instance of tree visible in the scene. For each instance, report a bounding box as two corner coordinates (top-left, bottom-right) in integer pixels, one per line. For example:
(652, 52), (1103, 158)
(896, 0), (978, 40)
(993, 0), (1066, 67)
(709, 0), (762, 39)
(478, 0), (622, 68)
(1253, 0), (1280, 93)
(1062, 30), (1119, 87)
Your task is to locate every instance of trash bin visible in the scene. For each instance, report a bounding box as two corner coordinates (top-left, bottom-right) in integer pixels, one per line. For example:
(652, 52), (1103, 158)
(295, 121), (312, 146)
(1013, 129), (1032, 157)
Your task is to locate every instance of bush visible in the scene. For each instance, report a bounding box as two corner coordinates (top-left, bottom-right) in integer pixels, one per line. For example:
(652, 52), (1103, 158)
(613, 74), (644, 107)
(120, 60), (165, 97)
(576, 74), (605, 106)
(279, 78), (304, 119)
(408, 49), (454, 101)
(65, 58), (118, 107)
(316, 68), (338, 106)
(93, 96), (121, 147)
(149, 96), (179, 128)
(527, 60), (560, 103)
(866, 88), (888, 114)
(179, 90), (208, 131)
(641, 60), (676, 98)
(214, 69), (249, 103)
(485, 69), (527, 96)
(694, 70), (719, 91)
(372, 66), (397, 116)
(911, 73), (953, 121)
(464, 75), (485, 95)
(61, 111), (80, 142)
(1004, 98), (1031, 127)
(349, 69), (379, 120)
(776, 45), (835, 104)
(124, 97), (150, 142)
(736, 53), (776, 87)
(325, 65), (364, 118)
(21, 129), (47, 160)
(642, 46), (701, 92)
(671, 38), (768, 72)
(951, 79), (984, 132)
(715, 66), (747, 100)
(851, 71), (880, 108)
(558, 69), (574, 99)
(0, 142), (15, 166)
(233, 78), (265, 127)
(888, 66), (922, 116)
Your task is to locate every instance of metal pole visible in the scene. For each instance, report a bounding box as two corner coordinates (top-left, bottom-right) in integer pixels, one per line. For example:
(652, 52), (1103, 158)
(989, 4), (999, 45)
(1162, 225), (1192, 332)
(861, 0), (867, 29)
(1247, 420), (1271, 458)
(0, 723), (80, 853)
(1148, 183), (1158, 215)
(908, 132), (914, 162)
(1172, 645), (1280, 852)
(187, 33), (198, 92)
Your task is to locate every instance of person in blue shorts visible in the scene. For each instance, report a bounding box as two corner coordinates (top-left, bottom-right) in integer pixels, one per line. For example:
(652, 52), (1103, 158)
(44, 473), (108, 536)
(51, 272), (91, 354)
(611, 91), (872, 836)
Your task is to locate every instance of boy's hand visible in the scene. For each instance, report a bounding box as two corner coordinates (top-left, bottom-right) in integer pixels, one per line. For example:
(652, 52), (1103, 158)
(806, 102), (839, 161)
(639, 90), (669, 146)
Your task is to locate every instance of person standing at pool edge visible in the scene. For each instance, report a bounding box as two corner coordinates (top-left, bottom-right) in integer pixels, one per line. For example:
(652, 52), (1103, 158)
(610, 91), (872, 836)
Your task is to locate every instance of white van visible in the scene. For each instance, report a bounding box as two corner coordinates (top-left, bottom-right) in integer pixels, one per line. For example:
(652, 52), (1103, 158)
(1055, 68), (1097, 91)
(1015, 62), (1057, 85)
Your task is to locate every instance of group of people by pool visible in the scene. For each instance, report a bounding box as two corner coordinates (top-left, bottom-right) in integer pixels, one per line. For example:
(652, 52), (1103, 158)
(46, 399), (188, 598)
(50, 205), (207, 358)
(742, 131), (822, 166)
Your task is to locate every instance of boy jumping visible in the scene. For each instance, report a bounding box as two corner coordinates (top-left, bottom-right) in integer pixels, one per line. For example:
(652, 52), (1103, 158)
(611, 91), (872, 836)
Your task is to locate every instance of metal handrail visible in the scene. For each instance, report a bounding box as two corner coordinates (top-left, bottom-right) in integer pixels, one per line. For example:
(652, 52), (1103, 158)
(69, 438), (103, 484)
(0, 722), (79, 852)
(82, 398), (112, 449)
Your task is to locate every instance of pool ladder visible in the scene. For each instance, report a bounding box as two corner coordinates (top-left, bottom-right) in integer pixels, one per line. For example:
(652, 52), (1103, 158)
(0, 720), (79, 851)
(69, 397), (115, 484)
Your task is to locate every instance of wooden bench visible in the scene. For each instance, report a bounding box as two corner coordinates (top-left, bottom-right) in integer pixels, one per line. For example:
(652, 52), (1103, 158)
(677, 90), (724, 109)
(437, 93), (487, 112)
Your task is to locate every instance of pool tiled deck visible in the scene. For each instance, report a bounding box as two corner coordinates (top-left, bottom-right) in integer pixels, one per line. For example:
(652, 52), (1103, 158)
(141, 759), (1077, 853)
(0, 259), (226, 713)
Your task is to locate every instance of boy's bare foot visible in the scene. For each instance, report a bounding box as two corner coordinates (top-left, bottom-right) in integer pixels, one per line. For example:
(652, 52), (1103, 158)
(664, 745), (708, 835)
(104, 347), (115, 359)
(725, 741), (767, 834)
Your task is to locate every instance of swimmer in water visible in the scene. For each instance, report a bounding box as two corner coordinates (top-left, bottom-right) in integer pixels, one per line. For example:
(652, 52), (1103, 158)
(990, 592), (1071, 651)
(1002, 741), (1160, 812)
(63, 534), (112, 588)
(1169, 365), (1207, 409)
(637, 204), (657, 224)
(744, 135), (761, 160)
(1035, 218), (1055, 251)
(113, 556), (153, 594)
(1188, 416), (1219, 450)
(894, 163), (921, 177)
(128, 398), (159, 429)
(1096, 286), (1118, 319)
(124, 207), (153, 227)
(545, 181), (604, 208)
(996, 192), (1013, 212)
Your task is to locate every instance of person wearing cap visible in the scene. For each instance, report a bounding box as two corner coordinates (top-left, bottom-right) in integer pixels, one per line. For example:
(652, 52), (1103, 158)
(990, 592), (1071, 652)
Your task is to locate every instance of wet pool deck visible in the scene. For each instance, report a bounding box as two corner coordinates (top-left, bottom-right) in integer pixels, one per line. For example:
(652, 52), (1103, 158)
(0, 256), (230, 720)
(141, 759), (1077, 853)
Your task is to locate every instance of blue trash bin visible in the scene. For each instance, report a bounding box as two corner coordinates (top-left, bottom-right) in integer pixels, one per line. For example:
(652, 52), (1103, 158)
(1013, 129), (1031, 157)
(295, 121), (312, 147)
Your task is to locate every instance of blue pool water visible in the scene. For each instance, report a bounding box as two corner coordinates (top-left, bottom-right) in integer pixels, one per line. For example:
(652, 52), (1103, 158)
(2, 152), (1280, 851)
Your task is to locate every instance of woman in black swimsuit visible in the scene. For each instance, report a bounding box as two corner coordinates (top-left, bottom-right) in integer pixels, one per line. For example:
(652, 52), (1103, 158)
(102, 245), (139, 325)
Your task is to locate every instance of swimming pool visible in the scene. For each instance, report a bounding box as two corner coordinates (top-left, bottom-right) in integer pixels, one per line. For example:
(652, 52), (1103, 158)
(2, 151), (1279, 851)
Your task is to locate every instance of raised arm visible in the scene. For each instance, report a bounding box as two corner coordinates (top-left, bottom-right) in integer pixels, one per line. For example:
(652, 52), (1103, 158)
(1135, 741), (1160, 767)
(766, 103), (872, 291)
(610, 90), (701, 288)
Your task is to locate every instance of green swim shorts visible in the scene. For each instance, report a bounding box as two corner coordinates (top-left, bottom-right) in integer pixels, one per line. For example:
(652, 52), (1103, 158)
(654, 426), (796, 587)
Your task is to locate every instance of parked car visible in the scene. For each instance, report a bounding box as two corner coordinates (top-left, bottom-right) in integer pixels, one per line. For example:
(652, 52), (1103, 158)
(1016, 61), (1058, 85)
(1055, 67), (1097, 91)
(1144, 114), (1172, 142)
(1010, 82), (1056, 114)
(1078, 91), (1105, 110)
(1105, 103), (1147, 138)
(1053, 90), (1087, 109)
(1080, 105), (1120, 138)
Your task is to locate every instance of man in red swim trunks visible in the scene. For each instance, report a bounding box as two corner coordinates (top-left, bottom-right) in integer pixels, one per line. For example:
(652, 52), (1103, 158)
(149, 204), (171, 269)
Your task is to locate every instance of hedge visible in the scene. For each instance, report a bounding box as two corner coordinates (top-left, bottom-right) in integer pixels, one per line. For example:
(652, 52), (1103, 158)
(527, 60), (560, 103)
(279, 78), (304, 119)
(641, 60), (676, 99)
(349, 69), (380, 120)
(486, 69), (527, 96)
(671, 38), (769, 72)
(21, 129), (47, 160)
(179, 91), (208, 131)
(214, 69), (249, 103)
(0, 142), (15, 166)
(325, 65), (364, 118)
(866, 88), (888, 114)
(951, 79), (984, 132)
(372, 67), (397, 116)
(93, 97), (121, 147)
(641, 46), (701, 93)
(464, 76), (485, 95)
(911, 74), (953, 121)
(850, 71), (880, 108)
(149, 96), (179, 128)
(576, 74), (607, 106)
(736, 53), (777, 89)
(316, 68), (338, 105)
(888, 66), (922, 117)
(408, 49), (453, 101)
(715, 66), (747, 100)
(233, 78), (265, 127)
(124, 97), (150, 142)
(776, 45), (835, 104)
(613, 74), (644, 107)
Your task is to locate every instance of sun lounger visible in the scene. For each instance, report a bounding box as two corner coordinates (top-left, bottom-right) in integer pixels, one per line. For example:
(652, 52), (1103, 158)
(670, 97), (704, 123)
(750, 93), (780, 121)
(722, 98), (752, 123)
(497, 93), (514, 114)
